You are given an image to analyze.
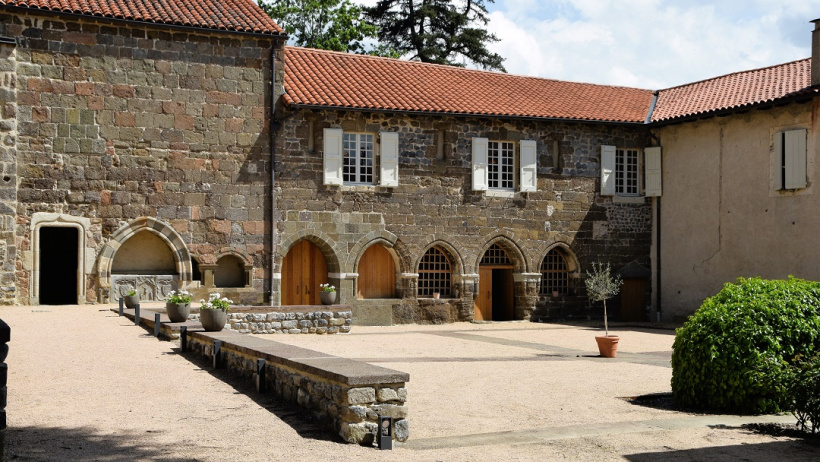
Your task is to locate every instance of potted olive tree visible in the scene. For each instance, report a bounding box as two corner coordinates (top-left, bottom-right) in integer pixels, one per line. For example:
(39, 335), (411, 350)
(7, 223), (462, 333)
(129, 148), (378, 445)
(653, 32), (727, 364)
(199, 293), (233, 332)
(585, 262), (622, 358)
(165, 289), (192, 323)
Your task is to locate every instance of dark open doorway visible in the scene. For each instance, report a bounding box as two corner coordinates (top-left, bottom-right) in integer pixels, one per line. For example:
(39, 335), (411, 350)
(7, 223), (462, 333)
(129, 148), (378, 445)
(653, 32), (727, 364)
(40, 227), (78, 305)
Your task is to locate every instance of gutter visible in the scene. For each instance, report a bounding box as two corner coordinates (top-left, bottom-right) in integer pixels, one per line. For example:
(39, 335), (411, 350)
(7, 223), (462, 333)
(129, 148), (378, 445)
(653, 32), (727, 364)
(645, 91), (659, 124)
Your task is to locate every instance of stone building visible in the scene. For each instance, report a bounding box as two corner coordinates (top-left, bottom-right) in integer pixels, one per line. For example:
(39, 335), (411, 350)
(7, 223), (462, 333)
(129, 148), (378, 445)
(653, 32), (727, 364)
(0, 0), (286, 306)
(274, 47), (657, 324)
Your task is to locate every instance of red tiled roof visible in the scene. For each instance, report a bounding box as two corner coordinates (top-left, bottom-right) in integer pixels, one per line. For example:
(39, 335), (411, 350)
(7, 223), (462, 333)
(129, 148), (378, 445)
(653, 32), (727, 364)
(283, 46), (654, 123)
(651, 58), (814, 123)
(0, 0), (285, 35)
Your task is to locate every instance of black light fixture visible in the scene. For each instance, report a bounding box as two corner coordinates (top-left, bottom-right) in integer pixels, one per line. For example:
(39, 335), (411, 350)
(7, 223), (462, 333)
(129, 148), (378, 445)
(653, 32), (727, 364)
(378, 416), (393, 450)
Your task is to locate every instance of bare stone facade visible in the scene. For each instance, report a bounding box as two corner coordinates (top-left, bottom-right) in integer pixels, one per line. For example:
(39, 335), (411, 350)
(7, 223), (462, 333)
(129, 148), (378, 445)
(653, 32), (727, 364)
(272, 108), (653, 322)
(1, 11), (281, 305)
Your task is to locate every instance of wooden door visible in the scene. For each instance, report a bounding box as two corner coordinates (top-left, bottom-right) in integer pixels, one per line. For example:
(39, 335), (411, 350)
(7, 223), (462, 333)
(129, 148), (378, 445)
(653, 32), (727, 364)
(620, 278), (646, 322)
(474, 267), (493, 320)
(357, 244), (396, 299)
(281, 240), (328, 305)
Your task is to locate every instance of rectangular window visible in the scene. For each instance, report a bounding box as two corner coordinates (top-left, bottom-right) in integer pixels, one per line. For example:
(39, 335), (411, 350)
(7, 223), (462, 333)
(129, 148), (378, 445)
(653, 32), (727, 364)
(488, 141), (515, 189)
(343, 133), (374, 184)
(615, 148), (639, 195)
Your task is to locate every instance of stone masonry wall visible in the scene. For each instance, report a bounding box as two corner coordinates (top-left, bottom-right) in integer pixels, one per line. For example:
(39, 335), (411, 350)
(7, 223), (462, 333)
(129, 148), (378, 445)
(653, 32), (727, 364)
(2, 12), (279, 304)
(0, 42), (16, 305)
(274, 108), (653, 321)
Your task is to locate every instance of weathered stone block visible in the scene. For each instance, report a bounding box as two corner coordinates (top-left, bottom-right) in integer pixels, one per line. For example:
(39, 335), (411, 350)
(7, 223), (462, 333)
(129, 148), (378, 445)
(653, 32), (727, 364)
(345, 387), (376, 405)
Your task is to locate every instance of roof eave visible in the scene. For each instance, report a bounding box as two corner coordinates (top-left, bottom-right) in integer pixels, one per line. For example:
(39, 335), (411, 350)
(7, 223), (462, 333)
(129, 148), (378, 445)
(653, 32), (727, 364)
(0, 4), (288, 40)
(285, 102), (647, 126)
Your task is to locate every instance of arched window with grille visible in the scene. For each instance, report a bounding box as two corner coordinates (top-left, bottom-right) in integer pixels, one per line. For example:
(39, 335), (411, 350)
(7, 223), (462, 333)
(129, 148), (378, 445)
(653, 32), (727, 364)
(418, 246), (452, 297)
(540, 249), (569, 295)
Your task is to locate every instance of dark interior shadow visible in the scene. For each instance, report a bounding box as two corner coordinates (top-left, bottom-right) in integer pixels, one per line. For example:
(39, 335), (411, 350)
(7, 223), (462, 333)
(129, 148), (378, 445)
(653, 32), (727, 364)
(170, 346), (341, 444)
(624, 440), (820, 461)
(6, 426), (195, 461)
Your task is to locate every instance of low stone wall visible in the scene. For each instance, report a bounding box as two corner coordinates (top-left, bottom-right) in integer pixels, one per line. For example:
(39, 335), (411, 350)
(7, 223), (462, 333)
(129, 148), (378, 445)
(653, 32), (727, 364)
(186, 330), (409, 445)
(224, 309), (352, 334)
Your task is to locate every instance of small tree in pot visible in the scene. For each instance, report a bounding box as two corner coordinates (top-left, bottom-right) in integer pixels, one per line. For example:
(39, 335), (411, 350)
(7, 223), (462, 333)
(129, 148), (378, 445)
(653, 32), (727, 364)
(585, 262), (622, 357)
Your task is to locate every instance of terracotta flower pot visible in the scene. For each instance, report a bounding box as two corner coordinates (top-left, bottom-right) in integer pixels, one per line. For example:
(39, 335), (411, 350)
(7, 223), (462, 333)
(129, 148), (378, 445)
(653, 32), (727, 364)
(320, 291), (336, 305)
(165, 302), (191, 323)
(200, 308), (228, 332)
(595, 335), (620, 358)
(124, 295), (139, 309)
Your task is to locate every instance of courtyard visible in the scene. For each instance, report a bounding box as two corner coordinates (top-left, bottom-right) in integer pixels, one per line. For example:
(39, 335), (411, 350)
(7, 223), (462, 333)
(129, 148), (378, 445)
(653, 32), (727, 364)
(4, 303), (819, 461)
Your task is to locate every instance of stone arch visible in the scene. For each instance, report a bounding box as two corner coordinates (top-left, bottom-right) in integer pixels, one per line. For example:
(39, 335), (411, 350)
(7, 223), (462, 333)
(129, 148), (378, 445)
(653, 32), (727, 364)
(539, 242), (582, 296)
(97, 217), (192, 293)
(346, 230), (399, 274)
(413, 239), (465, 276)
(475, 233), (528, 273)
(214, 249), (253, 288)
(275, 230), (341, 273)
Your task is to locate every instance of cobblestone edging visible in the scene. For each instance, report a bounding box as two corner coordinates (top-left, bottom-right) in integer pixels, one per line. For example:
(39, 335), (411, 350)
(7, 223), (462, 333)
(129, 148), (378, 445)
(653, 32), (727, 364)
(187, 331), (409, 445)
(185, 309), (353, 335)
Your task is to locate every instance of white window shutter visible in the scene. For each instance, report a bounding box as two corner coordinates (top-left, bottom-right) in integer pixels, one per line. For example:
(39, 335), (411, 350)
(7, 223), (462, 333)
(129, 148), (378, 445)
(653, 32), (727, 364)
(472, 137), (489, 191)
(519, 140), (537, 192)
(379, 131), (399, 187)
(323, 128), (343, 186)
(784, 129), (807, 189)
(644, 147), (662, 197)
(600, 145), (616, 196)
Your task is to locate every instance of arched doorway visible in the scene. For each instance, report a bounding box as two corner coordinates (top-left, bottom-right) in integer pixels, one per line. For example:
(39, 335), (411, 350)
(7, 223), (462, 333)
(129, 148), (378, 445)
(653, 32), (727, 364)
(111, 230), (177, 301)
(357, 244), (396, 299)
(282, 240), (328, 305)
(39, 227), (79, 305)
(475, 243), (515, 321)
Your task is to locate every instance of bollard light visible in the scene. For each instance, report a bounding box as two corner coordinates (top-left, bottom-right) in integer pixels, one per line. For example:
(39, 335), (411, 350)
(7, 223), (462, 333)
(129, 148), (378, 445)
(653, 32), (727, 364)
(134, 303), (140, 325)
(118, 297), (124, 316)
(180, 326), (187, 352)
(213, 340), (222, 369)
(154, 313), (161, 337)
(378, 416), (393, 450)
(256, 358), (266, 393)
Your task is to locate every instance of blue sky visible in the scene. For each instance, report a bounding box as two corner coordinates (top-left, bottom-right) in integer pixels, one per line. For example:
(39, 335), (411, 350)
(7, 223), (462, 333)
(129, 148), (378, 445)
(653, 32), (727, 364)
(482, 0), (820, 89)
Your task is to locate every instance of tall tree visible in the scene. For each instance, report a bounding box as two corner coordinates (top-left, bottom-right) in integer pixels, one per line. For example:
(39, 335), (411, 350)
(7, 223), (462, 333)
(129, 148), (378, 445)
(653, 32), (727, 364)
(258, 0), (378, 54)
(364, 0), (506, 71)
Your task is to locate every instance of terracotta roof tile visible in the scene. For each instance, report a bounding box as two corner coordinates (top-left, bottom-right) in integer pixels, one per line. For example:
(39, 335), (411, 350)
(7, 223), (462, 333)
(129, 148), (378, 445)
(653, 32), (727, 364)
(652, 58), (814, 122)
(0, 0), (285, 35)
(284, 46), (654, 123)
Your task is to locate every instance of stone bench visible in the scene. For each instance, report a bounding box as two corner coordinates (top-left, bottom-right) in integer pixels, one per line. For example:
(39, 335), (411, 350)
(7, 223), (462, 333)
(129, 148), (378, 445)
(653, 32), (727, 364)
(116, 306), (410, 445)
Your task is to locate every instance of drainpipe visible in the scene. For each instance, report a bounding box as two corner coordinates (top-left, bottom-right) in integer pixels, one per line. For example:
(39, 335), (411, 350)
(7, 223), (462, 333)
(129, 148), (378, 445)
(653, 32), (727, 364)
(270, 44), (278, 306)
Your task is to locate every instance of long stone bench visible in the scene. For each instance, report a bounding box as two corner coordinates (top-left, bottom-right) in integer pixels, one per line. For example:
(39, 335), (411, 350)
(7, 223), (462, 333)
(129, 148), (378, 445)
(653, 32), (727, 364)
(116, 306), (410, 445)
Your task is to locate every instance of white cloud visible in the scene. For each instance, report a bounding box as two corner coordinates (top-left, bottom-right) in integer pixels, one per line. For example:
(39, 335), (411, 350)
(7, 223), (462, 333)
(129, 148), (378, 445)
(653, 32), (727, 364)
(486, 0), (820, 89)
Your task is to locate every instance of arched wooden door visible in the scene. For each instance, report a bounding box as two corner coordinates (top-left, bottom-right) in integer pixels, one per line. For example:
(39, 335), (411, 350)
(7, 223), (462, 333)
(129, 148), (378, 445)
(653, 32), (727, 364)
(357, 244), (396, 299)
(475, 244), (515, 321)
(281, 240), (328, 305)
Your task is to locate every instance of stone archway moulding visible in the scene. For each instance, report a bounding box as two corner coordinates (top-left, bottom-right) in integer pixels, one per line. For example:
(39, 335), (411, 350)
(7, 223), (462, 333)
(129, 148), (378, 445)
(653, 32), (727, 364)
(474, 232), (529, 274)
(30, 213), (93, 305)
(96, 217), (193, 297)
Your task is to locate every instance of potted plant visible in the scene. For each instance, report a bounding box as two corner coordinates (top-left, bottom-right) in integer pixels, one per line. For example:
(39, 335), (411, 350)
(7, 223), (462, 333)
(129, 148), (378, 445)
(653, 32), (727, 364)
(585, 262), (622, 358)
(319, 283), (336, 305)
(199, 293), (232, 332)
(124, 289), (139, 309)
(165, 289), (192, 323)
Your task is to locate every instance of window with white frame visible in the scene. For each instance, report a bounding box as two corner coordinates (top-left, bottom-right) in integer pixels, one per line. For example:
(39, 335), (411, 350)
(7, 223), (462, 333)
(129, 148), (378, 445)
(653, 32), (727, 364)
(776, 128), (807, 190)
(488, 141), (515, 189)
(472, 138), (537, 192)
(343, 132), (374, 184)
(615, 148), (639, 195)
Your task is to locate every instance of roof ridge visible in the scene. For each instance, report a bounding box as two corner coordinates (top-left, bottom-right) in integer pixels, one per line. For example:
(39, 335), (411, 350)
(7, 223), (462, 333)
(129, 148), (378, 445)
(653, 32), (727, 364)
(658, 57), (811, 92)
(284, 45), (652, 93)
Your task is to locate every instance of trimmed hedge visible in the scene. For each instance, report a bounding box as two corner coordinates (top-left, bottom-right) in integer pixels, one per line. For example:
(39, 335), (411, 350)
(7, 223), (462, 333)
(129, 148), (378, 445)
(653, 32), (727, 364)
(671, 277), (820, 414)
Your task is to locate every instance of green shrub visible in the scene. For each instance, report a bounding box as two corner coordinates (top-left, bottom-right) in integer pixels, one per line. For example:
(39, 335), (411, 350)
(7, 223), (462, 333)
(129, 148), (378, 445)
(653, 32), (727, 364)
(762, 355), (820, 433)
(671, 277), (820, 414)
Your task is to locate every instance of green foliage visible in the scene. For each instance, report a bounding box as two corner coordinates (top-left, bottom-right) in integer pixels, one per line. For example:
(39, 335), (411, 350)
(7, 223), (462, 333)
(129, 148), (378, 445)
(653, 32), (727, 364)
(671, 277), (820, 414)
(167, 290), (192, 304)
(364, 0), (506, 71)
(584, 262), (621, 336)
(259, 0), (378, 53)
(126, 290), (137, 297)
(783, 356), (820, 433)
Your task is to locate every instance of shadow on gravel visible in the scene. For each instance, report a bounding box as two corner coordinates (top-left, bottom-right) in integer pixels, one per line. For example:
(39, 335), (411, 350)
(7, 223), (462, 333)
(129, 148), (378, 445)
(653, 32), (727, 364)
(624, 440), (820, 461)
(171, 347), (340, 444)
(6, 426), (192, 461)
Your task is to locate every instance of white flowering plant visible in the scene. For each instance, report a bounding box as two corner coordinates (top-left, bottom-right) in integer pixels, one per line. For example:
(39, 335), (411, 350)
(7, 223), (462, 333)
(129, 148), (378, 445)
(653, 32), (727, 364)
(199, 292), (233, 312)
(319, 283), (336, 293)
(167, 290), (192, 304)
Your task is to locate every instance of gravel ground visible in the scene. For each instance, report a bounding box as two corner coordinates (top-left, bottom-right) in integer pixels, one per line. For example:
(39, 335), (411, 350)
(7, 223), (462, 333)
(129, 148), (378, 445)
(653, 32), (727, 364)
(4, 303), (820, 461)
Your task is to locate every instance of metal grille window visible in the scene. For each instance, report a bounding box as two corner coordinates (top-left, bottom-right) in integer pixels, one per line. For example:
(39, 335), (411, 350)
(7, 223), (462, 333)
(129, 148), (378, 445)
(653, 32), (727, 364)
(343, 133), (374, 184)
(481, 244), (511, 266)
(488, 141), (515, 189)
(418, 246), (452, 297)
(615, 148), (639, 195)
(540, 249), (569, 295)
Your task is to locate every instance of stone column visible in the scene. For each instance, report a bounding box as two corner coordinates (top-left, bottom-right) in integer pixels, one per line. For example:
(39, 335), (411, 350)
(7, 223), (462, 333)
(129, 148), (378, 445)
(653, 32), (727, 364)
(458, 273), (479, 321)
(0, 41), (16, 306)
(514, 273), (542, 320)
